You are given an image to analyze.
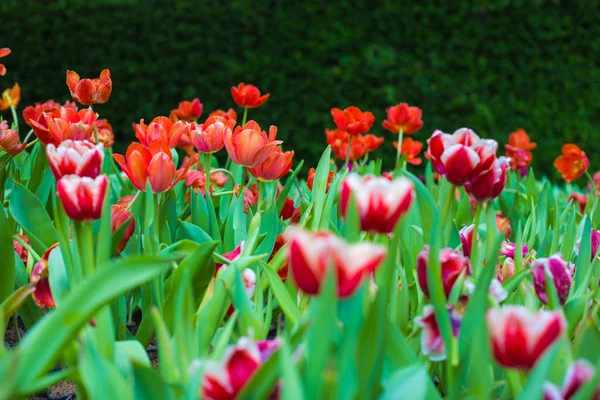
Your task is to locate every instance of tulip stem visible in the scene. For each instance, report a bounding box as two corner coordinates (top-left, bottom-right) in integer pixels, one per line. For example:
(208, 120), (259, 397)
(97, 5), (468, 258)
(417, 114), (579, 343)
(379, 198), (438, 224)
(205, 153), (212, 194)
(394, 128), (404, 177)
(73, 221), (94, 278)
(12, 234), (41, 262)
(344, 136), (353, 170)
(239, 167), (248, 195)
(242, 107), (249, 126)
(10, 105), (18, 132)
(25, 138), (39, 150)
(441, 184), (456, 242)
(504, 369), (523, 397)
(470, 202), (483, 267)
(23, 129), (34, 143)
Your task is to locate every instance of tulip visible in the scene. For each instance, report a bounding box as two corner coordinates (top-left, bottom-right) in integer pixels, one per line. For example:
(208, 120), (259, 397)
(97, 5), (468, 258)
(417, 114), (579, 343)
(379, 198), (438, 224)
(111, 205), (135, 253)
(465, 157), (509, 202)
(94, 119), (114, 148)
(270, 234), (289, 280)
(30, 244), (59, 308)
(189, 115), (236, 154)
(393, 137), (424, 165)
(248, 147), (294, 182)
(224, 121), (282, 168)
(113, 141), (198, 193)
(30, 107), (98, 146)
(498, 258), (515, 283)
(169, 98), (203, 122)
(0, 120), (26, 155)
(554, 144), (590, 183)
(331, 106), (375, 136)
(23, 99), (76, 127)
(568, 192), (588, 214)
(325, 128), (383, 161)
(215, 242), (244, 274)
(185, 169), (208, 195)
(0, 47), (10, 76)
(496, 214), (512, 238)
(426, 128), (498, 186)
(57, 175), (108, 221)
(209, 108), (237, 121)
(417, 246), (471, 299)
(46, 140), (104, 179)
(500, 242), (528, 260)
(532, 254), (574, 305)
(459, 225), (476, 257)
(340, 173), (414, 233)
(505, 129), (536, 174)
(0, 83), (20, 111)
(464, 278), (508, 303)
(383, 103), (423, 134)
(13, 233), (30, 265)
(486, 306), (566, 370)
(201, 337), (279, 400)
(134, 116), (188, 149)
(280, 197), (300, 223)
(307, 167), (335, 192)
(117, 195), (135, 208)
(231, 83), (270, 108)
(415, 305), (461, 361)
(285, 227), (387, 298)
(66, 69), (112, 105)
(544, 359), (600, 400)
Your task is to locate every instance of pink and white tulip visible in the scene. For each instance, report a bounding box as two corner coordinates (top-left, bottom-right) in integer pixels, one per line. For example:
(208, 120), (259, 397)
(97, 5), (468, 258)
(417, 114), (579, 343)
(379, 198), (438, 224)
(56, 174), (108, 221)
(415, 305), (462, 361)
(532, 254), (574, 305)
(465, 156), (509, 202)
(544, 359), (600, 400)
(46, 139), (104, 179)
(417, 246), (471, 299)
(459, 224), (476, 257)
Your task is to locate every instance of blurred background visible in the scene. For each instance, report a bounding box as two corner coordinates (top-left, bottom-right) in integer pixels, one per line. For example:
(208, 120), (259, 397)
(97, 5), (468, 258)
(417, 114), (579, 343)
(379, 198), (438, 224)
(1, 0), (599, 179)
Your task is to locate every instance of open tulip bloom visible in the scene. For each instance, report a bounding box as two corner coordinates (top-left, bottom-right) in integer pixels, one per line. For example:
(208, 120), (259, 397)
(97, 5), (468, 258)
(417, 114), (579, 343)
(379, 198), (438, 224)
(4, 68), (600, 400)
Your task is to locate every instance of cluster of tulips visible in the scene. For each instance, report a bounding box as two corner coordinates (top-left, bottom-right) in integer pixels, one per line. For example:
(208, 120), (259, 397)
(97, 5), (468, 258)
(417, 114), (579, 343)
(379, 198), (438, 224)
(2, 45), (600, 400)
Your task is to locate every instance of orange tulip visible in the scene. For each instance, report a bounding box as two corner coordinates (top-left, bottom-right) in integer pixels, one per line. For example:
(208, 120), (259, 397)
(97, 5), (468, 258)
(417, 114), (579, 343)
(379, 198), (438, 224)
(94, 119), (115, 147)
(23, 99), (77, 127)
(0, 120), (26, 155)
(30, 107), (98, 146)
(0, 83), (20, 111)
(331, 106), (375, 135)
(66, 69), (112, 105)
(383, 103), (423, 134)
(169, 98), (203, 122)
(505, 129), (536, 173)
(307, 167), (335, 192)
(224, 120), (282, 168)
(249, 147), (294, 181)
(134, 116), (188, 149)
(190, 115), (236, 154)
(393, 137), (423, 165)
(231, 83), (270, 108)
(554, 144), (590, 182)
(111, 205), (135, 253)
(325, 128), (383, 161)
(0, 47), (10, 76)
(209, 108), (237, 121)
(113, 141), (198, 193)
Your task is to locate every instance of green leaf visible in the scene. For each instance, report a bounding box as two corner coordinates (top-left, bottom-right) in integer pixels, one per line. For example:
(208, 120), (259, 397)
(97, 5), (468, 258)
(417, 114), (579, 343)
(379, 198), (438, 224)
(0, 207), (15, 302)
(0, 283), (35, 322)
(276, 160), (304, 212)
(262, 263), (299, 326)
(381, 363), (441, 400)
(518, 343), (560, 399)
(310, 146), (332, 231)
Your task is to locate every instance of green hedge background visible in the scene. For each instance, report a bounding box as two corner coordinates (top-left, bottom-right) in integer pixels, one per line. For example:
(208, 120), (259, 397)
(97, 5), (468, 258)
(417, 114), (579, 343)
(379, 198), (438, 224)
(1, 0), (599, 179)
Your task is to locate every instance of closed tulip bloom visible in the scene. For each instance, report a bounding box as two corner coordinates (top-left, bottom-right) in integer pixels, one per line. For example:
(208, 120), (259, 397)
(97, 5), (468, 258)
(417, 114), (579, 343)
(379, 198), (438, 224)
(209, 108), (237, 121)
(415, 305), (462, 361)
(111, 205), (135, 253)
(0, 83), (20, 111)
(465, 156), (510, 202)
(0, 120), (26, 155)
(231, 83), (270, 108)
(383, 103), (424, 134)
(30, 243), (59, 308)
(417, 245), (471, 298)
(169, 98), (203, 122)
(426, 128), (498, 186)
(340, 173), (414, 233)
(331, 106), (375, 135)
(459, 224), (476, 257)
(249, 147), (294, 182)
(286, 227), (387, 298)
(224, 121), (282, 168)
(280, 197), (301, 223)
(0, 47), (10, 76)
(554, 144), (590, 182)
(46, 140), (104, 179)
(113, 141), (198, 193)
(57, 175), (108, 221)
(532, 254), (574, 305)
(94, 119), (115, 148)
(486, 306), (566, 370)
(544, 359), (600, 400)
(307, 167), (335, 192)
(30, 107), (98, 146)
(190, 115), (236, 154)
(134, 116), (188, 149)
(393, 137), (424, 165)
(66, 69), (112, 105)
(13, 233), (30, 265)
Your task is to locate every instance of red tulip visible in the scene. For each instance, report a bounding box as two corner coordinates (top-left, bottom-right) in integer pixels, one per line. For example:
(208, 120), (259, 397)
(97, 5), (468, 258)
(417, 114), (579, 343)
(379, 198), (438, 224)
(0, 47), (10, 76)
(23, 99), (77, 127)
(57, 175), (108, 221)
(190, 115), (236, 154)
(66, 69), (112, 105)
(554, 144), (590, 183)
(0, 83), (20, 111)
(215, 242), (244, 275)
(111, 205), (135, 253)
(393, 137), (424, 165)
(94, 119), (114, 148)
(544, 359), (600, 400)
(285, 227), (387, 298)
(465, 156), (509, 202)
(134, 116), (188, 149)
(209, 108), (237, 121)
(113, 141), (198, 193)
(325, 128), (384, 161)
(231, 83), (270, 108)
(270, 234), (289, 281)
(169, 98), (203, 122)
(30, 243), (59, 308)
(46, 140), (104, 179)
(331, 106), (375, 135)
(532, 254), (574, 305)
(280, 197), (300, 223)
(426, 128), (498, 186)
(568, 192), (588, 214)
(0, 120), (26, 155)
(248, 147), (294, 182)
(486, 306), (566, 370)
(383, 103), (423, 134)
(13, 233), (30, 265)
(417, 245), (471, 298)
(307, 167), (335, 192)
(505, 129), (536, 174)
(224, 121), (282, 168)
(29, 107), (98, 146)
(340, 173), (414, 233)
(415, 305), (462, 361)
(185, 169), (208, 195)
(459, 224), (476, 258)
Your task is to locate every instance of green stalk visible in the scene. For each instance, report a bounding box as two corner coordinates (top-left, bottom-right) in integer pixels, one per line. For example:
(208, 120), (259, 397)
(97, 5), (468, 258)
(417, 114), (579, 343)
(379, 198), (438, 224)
(504, 369), (523, 397)
(205, 153), (212, 194)
(394, 128), (404, 177)
(10, 105), (18, 131)
(23, 129), (35, 143)
(441, 184), (456, 243)
(242, 107), (249, 126)
(239, 166), (248, 194)
(344, 135), (353, 170)
(12, 234), (41, 261)
(470, 202), (483, 266)
(73, 221), (94, 278)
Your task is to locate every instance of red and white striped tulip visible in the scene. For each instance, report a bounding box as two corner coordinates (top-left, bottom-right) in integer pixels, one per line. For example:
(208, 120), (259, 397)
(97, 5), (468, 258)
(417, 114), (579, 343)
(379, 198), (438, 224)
(30, 243), (59, 308)
(417, 246), (471, 299)
(285, 227), (387, 298)
(465, 156), (510, 202)
(459, 224), (476, 257)
(486, 306), (566, 370)
(46, 139), (104, 179)
(339, 173), (414, 233)
(415, 304), (462, 361)
(532, 254), (574, 305)
(544, 359), (600, 400)
(57, 174), (108, 221)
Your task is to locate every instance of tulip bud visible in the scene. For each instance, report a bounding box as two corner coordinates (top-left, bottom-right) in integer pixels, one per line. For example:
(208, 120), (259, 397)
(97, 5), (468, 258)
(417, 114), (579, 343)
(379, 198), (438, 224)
(224, 121), (282, 168)
(532, 254), (574, 305)
(465, 157), (509, 202)
(459, 224), (476, 257)
(46, 140), (104, 179)
(417, 246), (471, 299)
(231, 83), (270, 108)
(56, 175), (108, 221)
(30, 244), (59, 308)
(486, 306), (566, 370)
(415, 305), (462, 361)
(544, 359), (600, 400)
(111, 205), (135, 253)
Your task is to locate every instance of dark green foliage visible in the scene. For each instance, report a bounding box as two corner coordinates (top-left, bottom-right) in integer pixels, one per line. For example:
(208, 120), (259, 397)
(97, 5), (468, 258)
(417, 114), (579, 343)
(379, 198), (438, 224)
(2, 0), (599, 178)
